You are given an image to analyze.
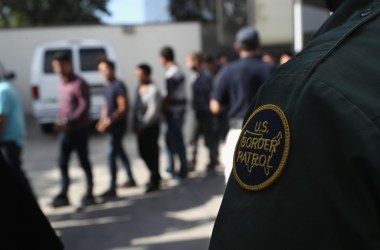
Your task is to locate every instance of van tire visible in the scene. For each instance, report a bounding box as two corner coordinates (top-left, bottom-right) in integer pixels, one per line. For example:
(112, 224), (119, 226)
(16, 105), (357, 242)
(41, 124), (53, 133)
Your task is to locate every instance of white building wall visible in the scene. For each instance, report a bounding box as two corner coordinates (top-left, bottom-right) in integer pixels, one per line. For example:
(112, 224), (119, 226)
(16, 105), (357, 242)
(250, 0), (329, 45)
(0, 22), (201, 114)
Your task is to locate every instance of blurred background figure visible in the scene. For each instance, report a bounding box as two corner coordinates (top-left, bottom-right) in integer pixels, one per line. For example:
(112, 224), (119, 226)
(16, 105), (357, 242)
(0, 71), (34, 197)
(210, 26), (276, 184)
(216, 52), (229, 70)
(203, 55), (219, 76)
(279, 51), (294, 64)
(160, 46), (188, 181)
(261, 50), (277, 65)
(186, 52), (218, 174)
(51, 53), (95, 208)
(96, 59), (136, 200)
(133, 63), (162, 193)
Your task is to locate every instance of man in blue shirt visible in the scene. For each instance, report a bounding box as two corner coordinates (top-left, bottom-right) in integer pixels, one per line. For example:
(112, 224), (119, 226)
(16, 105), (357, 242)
(97, 59), (136, 199)
(0, 78), (34, 196)
(186, 52), (218, 173)
(210, 27), (276, 183)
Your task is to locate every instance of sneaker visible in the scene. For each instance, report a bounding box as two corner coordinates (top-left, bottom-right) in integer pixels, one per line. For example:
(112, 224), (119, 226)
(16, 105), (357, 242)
(99, 189), (117, 200)
(167, 177), (181, 187)
(161, 171), (174, 180)
(80, 194), (96, 207)
(120, 180), (137, 188)
(187, 161), (196, 172)
(51, 194), (70, 208)
(145, 184), (160, 193)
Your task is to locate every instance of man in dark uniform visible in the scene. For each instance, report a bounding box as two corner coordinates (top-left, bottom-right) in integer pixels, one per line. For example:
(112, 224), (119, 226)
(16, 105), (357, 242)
(209, 0), (380, 249)
(210, 27), (276, 183)
(1, 152), (63, 249)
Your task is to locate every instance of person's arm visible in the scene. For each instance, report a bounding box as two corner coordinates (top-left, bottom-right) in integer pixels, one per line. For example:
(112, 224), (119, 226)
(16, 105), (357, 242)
(101, 92), (128, 132)
(162, 78), (175, 107)
(68, 80), (90, 124)
(210, 99), (223, 114)
(109, 95), (127, 125)
(96, 103), (108, 133)
(0, 115), (7, 135)
(141, 87), (161, 128)
(210, 68), (228, 115)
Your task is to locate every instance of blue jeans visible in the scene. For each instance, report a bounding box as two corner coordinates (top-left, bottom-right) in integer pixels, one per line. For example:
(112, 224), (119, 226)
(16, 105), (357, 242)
(164, 112), (187, 178)
(57, 128), (93, 196)
(108, 127), (134, 191)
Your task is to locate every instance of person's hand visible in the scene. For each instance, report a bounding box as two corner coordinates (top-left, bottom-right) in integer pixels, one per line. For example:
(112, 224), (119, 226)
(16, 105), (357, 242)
(95, 120), (104, 133)
(96, 118), (110, 133)
(54, 119), (69, 132)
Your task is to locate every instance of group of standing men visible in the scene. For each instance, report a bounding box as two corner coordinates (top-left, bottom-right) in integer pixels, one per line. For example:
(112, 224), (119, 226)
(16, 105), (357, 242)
(50, 53), (164, 208)
(0, 25), (276, 209)
(49, 45), (197, 208)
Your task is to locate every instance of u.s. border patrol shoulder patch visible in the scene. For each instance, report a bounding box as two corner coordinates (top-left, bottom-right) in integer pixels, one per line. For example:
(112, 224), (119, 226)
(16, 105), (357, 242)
(233, 104), (290, 191)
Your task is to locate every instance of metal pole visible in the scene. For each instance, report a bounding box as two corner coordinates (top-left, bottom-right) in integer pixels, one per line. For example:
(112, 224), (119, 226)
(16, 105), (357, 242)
(293, 0), (303, 53)
(216, 0), (224, 44)
(246, 0), (254, 26)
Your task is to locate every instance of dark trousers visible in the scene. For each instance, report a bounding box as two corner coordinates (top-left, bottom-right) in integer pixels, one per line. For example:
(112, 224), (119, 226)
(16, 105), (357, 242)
(137, 123), (161, 186)
(0, 141), (35, 197)
(57, 128), (93, 196)
(189, 112), (218, 167)
(215, 111), (229, 142)
(164, 112), (187, 178)
(108, 127), (134, 191)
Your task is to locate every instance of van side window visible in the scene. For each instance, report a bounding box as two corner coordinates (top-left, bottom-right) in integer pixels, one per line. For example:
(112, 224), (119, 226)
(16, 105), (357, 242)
(44, 49), (72, 73)
(79, 48), (107, 72)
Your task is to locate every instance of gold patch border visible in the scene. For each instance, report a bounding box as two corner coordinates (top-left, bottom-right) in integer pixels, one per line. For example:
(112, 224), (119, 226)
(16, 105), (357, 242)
(232, 104), (290, 191)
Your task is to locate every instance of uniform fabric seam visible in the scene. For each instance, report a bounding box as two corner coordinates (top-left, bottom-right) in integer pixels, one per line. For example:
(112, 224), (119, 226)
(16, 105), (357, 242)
(306, 5), (380, 77)
(311, 75), (380, 130)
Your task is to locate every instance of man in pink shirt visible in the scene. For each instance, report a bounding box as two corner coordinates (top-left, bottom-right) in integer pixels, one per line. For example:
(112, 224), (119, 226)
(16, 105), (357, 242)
(51, 53), (95, 208)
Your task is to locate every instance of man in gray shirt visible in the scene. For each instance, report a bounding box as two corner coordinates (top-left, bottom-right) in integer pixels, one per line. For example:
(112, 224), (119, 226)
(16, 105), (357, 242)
(133, 64), (162, 193)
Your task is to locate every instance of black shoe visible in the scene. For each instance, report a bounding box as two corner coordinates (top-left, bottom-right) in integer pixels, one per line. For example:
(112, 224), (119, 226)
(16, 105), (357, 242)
(80, 194), (96, 207)
(145, 184), (159, 193)
(99, 189), (117, 200)
(51, 194), (70, 208)
(187, 161), (196, 172)
(120, 180), (137, 188)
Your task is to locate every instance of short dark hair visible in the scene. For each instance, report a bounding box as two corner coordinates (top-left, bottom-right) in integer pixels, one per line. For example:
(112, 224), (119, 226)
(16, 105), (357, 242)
(204, 54), (215, 64)
(189, 52), (203, 63)
(53, 53), (71, 63)
(160, 46), (175, 61)
(137, 63), (152, 76)
(98, 59), (115, 71)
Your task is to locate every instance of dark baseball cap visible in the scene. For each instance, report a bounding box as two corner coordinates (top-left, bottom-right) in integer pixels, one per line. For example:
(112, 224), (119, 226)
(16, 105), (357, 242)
(235, 26), (260, 50)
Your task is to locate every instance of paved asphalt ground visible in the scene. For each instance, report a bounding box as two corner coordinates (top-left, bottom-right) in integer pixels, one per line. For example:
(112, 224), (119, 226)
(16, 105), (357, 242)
(23, 117), (226, 250)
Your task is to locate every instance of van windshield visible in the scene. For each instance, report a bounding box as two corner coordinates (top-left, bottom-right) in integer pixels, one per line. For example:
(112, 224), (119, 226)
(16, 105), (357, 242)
(44, 49), (72, 73)
(79, 48), (107, 72)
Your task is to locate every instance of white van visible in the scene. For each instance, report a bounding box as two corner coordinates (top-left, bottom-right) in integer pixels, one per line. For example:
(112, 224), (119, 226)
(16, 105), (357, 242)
(30, 39), (117, 132)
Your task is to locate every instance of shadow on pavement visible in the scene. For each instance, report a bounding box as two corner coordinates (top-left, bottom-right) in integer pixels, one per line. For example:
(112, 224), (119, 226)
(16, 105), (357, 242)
(49, 174), (225, 250)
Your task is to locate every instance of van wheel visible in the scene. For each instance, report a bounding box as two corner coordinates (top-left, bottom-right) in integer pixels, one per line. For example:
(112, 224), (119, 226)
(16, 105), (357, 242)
(41, 124), (53, 133)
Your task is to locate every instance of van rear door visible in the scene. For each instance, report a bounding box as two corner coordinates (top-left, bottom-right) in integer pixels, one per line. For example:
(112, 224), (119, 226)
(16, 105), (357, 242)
(34, 48), (72, 123)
